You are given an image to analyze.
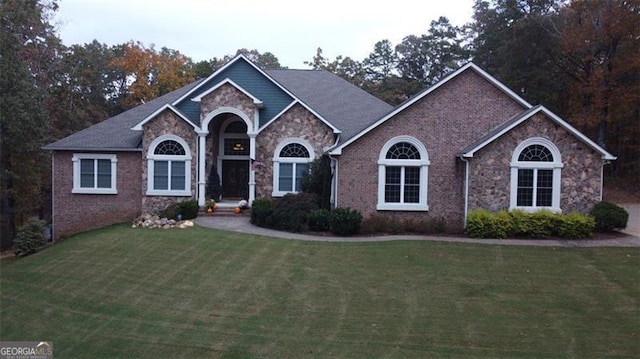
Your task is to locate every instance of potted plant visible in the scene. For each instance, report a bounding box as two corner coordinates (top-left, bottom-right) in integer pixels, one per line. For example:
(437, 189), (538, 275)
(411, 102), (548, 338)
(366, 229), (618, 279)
(205, 199), (216, 213)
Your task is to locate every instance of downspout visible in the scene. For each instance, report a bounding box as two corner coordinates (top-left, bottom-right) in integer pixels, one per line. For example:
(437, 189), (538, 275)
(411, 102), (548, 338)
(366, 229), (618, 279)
(460, 156), (470, 228)
(51, 153), (55, 241)
(326, 134), (341, 209)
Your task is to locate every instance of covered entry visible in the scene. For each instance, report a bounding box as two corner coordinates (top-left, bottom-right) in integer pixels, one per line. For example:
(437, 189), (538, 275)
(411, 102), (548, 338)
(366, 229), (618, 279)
(219, 118), (250, 200)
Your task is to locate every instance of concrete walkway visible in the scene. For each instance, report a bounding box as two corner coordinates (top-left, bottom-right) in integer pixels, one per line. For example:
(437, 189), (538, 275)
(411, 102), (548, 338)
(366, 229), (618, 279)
(195, 214), (640, 248)
(619, 203), (640, 238)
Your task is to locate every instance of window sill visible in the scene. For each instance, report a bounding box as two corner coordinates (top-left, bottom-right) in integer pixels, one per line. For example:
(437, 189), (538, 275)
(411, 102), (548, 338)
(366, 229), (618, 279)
(377, 203), (429, 211)
(510, 206), (562, 213)
(146, 190), (191, 196)
(271, 190), (299, 197)
(72, 188), (117, 195)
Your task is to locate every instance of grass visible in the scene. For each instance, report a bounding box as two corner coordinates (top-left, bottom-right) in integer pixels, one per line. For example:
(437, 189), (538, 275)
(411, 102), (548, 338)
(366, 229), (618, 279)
(1, 224), (638, 358)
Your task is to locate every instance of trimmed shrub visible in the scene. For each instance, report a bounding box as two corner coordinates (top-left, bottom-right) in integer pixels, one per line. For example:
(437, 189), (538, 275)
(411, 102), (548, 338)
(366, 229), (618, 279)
(330, 207), (362, 236)
(273, 193), (319, 232)
(177, 200), (199, 220)
(308, 209), (332, 232)
(158, 203), (179, 220)
(527, 210), (556, 238)
(250, 198), (274, 227)
(468, 209), (596, 239)
(589, 201), (629, 231)
(466, 209), (495, 238)
(13, 218), (46, 257)
(510, 209), (532, 237)
(556, 212), (596, 239)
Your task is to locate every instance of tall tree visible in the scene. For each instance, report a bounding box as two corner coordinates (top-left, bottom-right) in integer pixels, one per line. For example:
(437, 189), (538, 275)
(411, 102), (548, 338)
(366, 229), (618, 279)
(0, 0), (60, 249)
(363, 39), (398, 83)
(470, 0), (564, 107)
(397, 17), (471, 86)
(550, 0), (640, 176)
(110, 41), (195, 108)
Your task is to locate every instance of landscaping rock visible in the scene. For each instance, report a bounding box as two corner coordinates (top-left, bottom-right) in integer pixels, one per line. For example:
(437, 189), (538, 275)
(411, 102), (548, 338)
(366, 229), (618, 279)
(132, 214), (194, 229)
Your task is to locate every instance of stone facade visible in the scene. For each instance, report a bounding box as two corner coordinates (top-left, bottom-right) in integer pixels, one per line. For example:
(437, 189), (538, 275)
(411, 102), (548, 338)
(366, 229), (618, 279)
(254, 103), (336, 198)
(468, 113), (604, 213)
(141, 110), (198, 214)
(52, 151), (142, 240)
(336, 70), (527, 230)
(200, 83), (258, 129)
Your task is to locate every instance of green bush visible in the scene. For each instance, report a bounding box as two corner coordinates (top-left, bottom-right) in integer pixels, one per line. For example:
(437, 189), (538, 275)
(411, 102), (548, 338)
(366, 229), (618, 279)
(157, 203), (179, 220)
(308, 209), (332, 232)
(527, 210), (556, 238)
(13, 217), (46, 257)
(251, 194), (319, 232)
(273, 193), (319, 232)
(250, 198), (274, 227)
(589, 201), (628, 231)
(556, 213), (595, 239)
(177, 200), (199, 220)
(467, 209), (596, 239)
(330, 207), (362, 236)
(360, 215), (447, 235)
(466, 209), (496, 238)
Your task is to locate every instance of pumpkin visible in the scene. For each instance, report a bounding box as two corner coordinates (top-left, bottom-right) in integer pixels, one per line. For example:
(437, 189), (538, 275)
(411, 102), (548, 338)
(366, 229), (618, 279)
(206, 207), (213, 214)
(233, 207), (241, 214)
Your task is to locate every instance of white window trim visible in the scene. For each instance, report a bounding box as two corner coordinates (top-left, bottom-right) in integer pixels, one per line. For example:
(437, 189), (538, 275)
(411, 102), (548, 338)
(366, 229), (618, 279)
(377, 136), (430, 211)
(72, 153), (118, 194)
(509, 137), (563, 212)
(272, 138), (314, 197)
(147, 135), (192, 196)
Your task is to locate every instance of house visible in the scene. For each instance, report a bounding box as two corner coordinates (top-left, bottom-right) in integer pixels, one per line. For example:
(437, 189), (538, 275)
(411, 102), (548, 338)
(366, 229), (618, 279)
(44, 55), (615, 240)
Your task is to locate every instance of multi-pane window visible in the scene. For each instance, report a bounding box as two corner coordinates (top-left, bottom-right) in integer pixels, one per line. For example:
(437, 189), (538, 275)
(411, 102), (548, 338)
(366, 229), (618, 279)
(377, 137), (429, 211)
(73, 154), (117, 194)
(147, 136), (191, 196)
(510, 139), (562, 211)
(272, 140), (313, 196)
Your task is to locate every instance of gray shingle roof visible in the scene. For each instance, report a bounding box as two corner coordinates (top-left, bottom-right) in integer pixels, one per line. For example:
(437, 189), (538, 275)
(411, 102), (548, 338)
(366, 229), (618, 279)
(266, 69), (392, 142)
(43, 80), (203, 150)
(44, 67), (391, 151)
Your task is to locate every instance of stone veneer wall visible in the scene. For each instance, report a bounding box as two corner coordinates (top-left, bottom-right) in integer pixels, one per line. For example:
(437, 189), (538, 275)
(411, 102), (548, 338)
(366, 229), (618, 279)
(52, 151), (142, 240)
(141, 110), (198, 213)
(200, 83), (258, 126)
(468, 113), (604, 213)
(254, 103), (335, 198)
(336, 70), (526, 230)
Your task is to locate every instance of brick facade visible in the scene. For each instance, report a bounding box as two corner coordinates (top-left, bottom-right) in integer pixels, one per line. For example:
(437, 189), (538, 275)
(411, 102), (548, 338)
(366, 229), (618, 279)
(52, 151), (142, 240)
(336, 70), (530, 230)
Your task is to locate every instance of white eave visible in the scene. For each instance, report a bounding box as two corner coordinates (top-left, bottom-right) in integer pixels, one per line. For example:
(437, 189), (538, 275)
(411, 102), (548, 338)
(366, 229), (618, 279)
(131, 104), (199, 131)
(330, 62), (533, 156)
(258, 100), (342, 135)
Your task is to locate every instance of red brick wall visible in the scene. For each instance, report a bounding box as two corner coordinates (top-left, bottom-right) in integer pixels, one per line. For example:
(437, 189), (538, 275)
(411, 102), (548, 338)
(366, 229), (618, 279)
(52, 151), (142, 240)
(337, 70), (526, 229)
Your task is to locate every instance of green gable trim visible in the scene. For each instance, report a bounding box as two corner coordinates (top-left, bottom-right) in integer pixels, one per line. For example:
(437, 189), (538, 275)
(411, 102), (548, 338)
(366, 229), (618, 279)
(174, 59), (293, 128)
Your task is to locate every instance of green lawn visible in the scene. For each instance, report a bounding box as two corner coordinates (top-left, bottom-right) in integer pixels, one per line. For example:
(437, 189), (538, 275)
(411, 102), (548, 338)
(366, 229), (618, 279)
(1, 224), (638, 358)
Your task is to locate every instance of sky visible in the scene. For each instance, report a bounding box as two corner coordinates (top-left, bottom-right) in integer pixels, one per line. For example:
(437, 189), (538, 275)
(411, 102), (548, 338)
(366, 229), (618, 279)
(53, 0), (475, 68)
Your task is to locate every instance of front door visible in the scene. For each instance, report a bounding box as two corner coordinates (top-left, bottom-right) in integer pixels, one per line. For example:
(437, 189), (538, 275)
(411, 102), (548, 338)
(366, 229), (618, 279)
(222, 160), (249, 199)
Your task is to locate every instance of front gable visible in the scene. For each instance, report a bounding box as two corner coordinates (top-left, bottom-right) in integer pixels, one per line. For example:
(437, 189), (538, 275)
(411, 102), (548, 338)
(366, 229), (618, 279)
(172, 56), (294, 128)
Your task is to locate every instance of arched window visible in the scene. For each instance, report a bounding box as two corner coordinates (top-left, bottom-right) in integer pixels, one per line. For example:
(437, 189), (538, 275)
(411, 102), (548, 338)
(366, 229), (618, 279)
(272, 138), (314, 197)
(147, 135), (192, 196)
(377, 136), (430, 211)
(510, 138), (562, 211)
